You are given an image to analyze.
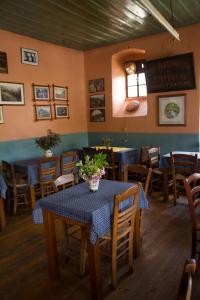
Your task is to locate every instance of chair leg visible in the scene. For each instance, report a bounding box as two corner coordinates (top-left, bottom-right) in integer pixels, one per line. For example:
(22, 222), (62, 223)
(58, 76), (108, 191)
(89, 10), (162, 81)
(128, 233), (134, 273)
(173, 180), (177, 205)
(111, 244), (117, 289)
(13, 195), (17, 215)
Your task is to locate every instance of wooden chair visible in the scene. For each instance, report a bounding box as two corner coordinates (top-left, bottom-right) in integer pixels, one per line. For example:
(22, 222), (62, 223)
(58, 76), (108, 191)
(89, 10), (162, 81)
(100, 183), (141, 288)
(38, 157), (59, 198)
(170, 152), (198, 205)
(61, 151), (77, 185)
(53, 174), (86, 275)
(139, 145), (153, 165)
(184, 173), (200, 260)
(123, 164), (152, 255)
(177, 259), (196, 300)
(97, 148), (118, 180)
(123, 164), (152, 195)
(82, 147), (97, 158)
(2, 160), (28, 215)
(146, 147), (164, 194)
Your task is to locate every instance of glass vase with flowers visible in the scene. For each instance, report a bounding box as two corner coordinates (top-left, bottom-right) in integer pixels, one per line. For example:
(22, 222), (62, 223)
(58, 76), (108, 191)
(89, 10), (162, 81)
(35, 129), (61, 157)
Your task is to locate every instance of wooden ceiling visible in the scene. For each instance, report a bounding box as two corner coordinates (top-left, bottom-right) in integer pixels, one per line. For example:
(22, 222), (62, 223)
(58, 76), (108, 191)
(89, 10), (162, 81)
(0, 0), (200, 51)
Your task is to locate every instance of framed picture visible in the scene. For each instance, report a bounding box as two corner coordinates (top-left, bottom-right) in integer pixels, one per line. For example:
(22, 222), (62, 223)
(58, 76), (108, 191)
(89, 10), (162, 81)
(158, 94), (186, 126)
(53, 85), (68, 100)
(89, 78), (104, 93)
(0, 82), (24, 105)
(21, 48), (38, 66)
(33, 84), (50, 100)
(0, 51), (8, 73)
(0, 106), (3, 124)
(89, 94), (105, 108)
(35, 105), (52, 120)
(55, 105), (69, 118)
(90, 109), (105, 122)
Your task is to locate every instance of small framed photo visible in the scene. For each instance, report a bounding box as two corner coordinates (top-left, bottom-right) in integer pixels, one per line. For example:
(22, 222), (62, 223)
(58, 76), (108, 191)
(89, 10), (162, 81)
(55, 105), (69, 118)
(33, 84), (50, 100)
(0, 106), (3, 124)
(89, 78), (104, 93)
(89, 94), (105, 108)
(53, 85), (68, 100)
(158, 94), (186, 126)
(90, 109), (105, 122)
(35, 105), (52, 120)
(0, 82), (24, 105)
(21, 48), (38, 66)
(0, 51), (8, 73)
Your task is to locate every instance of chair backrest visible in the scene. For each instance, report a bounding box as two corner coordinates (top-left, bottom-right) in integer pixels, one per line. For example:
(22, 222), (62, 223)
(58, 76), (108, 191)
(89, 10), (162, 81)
(112, 183), (141, 246)
(139, 145), (153, 165)
(61, 151), (77, 177)
(184, 173), (200, 244)
(38, 157), (59, 197)
(146, 147), (161, 168)
(123, 164), (152, 195)
(170, 152), (198, 177)
(82, 147), (97, 158)
(177, 259), (196, 300)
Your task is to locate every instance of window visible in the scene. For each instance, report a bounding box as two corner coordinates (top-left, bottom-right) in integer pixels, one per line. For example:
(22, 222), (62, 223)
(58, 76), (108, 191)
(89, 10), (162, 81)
(126, 60), (147, 98)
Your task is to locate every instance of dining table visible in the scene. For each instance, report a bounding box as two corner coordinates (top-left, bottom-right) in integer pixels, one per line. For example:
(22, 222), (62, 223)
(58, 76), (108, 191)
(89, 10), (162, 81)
(32, 179), (148, 300)
(160, 151), (200, 201)
(0, 174), (7, 231)
(13, 157), (60, 208)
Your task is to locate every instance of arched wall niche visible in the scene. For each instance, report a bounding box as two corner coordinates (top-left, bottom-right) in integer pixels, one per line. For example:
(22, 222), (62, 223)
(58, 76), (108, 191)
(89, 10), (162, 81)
(112, 48), (146, 117)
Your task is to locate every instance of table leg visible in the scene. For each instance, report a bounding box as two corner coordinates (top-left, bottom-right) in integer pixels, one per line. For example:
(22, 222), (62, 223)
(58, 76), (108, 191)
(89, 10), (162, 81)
(87, 241), (101, 300)
(29, 185), (36, 209)
(162, 168), (169, 202)
(43, 209), (60, 280)
(0, 196), (6, 231)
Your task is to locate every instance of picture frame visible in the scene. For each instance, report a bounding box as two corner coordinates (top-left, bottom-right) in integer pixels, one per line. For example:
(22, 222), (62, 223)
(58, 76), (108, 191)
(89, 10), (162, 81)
(0, 51), (8, 73)
(53, 85), (68, 100)
(89, 94), (105, 108)
(89, 78), (104, 93)
(33, 84), (50, 100)
(21, 48), (38, 66)
(90, 108), (105, 122)
(0, 82), (24, 105)
(0, 106), (3, 124)
(55, 105), (69, 118)
(35, 105), (52, 120)
(158, 94), (186, 126)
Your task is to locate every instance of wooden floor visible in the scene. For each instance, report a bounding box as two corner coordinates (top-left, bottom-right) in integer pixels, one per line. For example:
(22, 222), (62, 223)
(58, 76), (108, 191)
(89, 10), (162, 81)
(0, 194), (200, 300)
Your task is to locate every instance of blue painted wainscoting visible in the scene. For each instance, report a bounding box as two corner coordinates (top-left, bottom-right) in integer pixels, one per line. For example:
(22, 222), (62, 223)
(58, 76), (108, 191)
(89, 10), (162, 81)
(88, 132), (199, 156)
(0, 132), (88, 162)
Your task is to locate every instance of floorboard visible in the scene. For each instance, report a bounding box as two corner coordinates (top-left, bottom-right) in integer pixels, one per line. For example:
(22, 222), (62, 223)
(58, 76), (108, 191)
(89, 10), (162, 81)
(0, 194), (200, 300)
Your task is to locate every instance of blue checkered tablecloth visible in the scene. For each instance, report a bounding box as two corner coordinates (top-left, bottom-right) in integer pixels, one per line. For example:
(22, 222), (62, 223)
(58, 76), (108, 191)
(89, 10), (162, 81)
(160, 151), (200, 169)
(33, 179), (148, 244)
(0, 174), (7, 199)
(14, 157), (60, 186)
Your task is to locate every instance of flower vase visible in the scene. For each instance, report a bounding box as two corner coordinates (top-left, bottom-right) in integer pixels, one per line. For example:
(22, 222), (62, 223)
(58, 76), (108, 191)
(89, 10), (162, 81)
(88, 178), (100, 192)
(44, 149), (53, 158)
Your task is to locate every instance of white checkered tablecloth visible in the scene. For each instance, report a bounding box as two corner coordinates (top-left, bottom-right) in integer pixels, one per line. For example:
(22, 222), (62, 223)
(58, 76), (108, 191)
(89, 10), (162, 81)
(33, 179), (148, 244)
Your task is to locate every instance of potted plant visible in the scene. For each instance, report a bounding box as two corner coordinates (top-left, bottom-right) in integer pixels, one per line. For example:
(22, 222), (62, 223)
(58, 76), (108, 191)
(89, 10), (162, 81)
(101, 136), (112, 148)
(77, 153), (109, 191)
(35, 129), (61, 157)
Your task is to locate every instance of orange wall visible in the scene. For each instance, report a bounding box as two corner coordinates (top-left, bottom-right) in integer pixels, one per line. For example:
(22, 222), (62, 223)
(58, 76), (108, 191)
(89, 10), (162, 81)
(0, 29), (87, 141)
(85, 23), (200, 134)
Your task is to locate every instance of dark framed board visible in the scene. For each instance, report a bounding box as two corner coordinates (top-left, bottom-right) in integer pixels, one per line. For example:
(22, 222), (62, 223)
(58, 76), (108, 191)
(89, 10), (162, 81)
(145, 52), (196, 93)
